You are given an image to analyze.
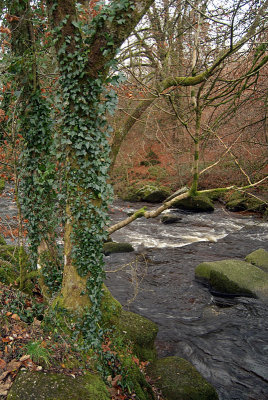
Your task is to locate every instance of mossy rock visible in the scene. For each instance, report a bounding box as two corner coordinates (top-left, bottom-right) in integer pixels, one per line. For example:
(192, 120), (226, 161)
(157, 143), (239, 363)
(225, 192), (267, 213)
(103, 242), (134, 255)
(195, 259), (268, 299)
(117, 310), (158, 362)
(7, 371), (110, 400)
(101, 284), (122, 326)
(206, 191), (225, 202)
(245, 248), (268, 271)
(0, 178), (5, 193)
(137, 185), (171, 203)
(161, 213), (182, 224)
(122, 184), (170, 203)
(120, 355), (155, 400)
(147, 356), (218, 400)
(172, 195), (214, 212)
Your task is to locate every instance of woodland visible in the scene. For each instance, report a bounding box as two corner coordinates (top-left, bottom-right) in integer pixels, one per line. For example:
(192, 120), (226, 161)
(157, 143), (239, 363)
(0, 0), (267, 399)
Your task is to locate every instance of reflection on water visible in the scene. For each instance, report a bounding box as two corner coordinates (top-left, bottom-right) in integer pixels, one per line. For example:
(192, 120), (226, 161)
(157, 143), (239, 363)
(106, 201), (268, 400)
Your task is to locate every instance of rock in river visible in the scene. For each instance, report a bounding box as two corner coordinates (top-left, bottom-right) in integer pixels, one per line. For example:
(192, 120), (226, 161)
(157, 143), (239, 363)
(195, 258), (268, 299)
(245, 248), (268, 271)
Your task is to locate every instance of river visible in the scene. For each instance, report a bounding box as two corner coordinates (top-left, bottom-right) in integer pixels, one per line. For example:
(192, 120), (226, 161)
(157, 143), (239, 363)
(1, 186), (268, 399)
(105, 200), (268, 400)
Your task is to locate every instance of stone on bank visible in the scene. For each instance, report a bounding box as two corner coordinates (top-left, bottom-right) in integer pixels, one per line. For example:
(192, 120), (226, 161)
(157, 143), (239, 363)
(147, 356), (218, 400)
(7, 371), (110, 400)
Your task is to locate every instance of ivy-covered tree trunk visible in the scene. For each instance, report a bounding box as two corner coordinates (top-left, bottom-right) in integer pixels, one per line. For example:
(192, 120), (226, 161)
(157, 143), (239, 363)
(5, 0), (57, 289)
(45, 0), (155, 322)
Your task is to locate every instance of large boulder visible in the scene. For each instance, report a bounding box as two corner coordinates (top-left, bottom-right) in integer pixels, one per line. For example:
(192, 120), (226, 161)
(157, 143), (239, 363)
(7, 371), (110, 400)
(122, 184), (171, 203)
(195, 259), (268, 299)
(225, 192), (267, 214)
(103, 241), (134, 255)
(147, 356), (218, 400)
(245, 248), (268, 271)
(117, 310), (158, 362)
(172, 195), (214, 212)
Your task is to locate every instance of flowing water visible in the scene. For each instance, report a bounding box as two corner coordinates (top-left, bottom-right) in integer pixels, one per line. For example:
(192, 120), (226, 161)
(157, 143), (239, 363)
(1, 186), (268, 399)
(105, 201), (268, 400)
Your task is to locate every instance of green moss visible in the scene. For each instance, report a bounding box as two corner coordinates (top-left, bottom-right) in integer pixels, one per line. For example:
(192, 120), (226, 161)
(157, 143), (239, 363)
(117, 310), (158, 362)
(0, 178), (5, 193)
(120, 355), (155, 400)
(0, 234), (6, 245)
(121, 183), (171, 203)
(225, 192), (267, 214)
(173, 194), (214, 212)
(137, 185), (170, 203)
(245, 248), (268, 271)
(101, 284), (122, 326)
(103, 242), (134, 255)
(7, 371), (110, 400)
(0, 245), (30, 288)
(0, 259), (17, 284)
(195, 259), (268, 299)
(147, 356), (218, 400)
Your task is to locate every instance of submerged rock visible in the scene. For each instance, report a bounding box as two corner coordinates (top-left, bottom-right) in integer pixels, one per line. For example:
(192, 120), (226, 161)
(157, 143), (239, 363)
(147, 356), (218, 400)
(103, 241), (134, 255)
(161, 213), (182, 224)
(172, 195), (214, 212)
(195, 259), (268, 299)
(245, 248), (268, 271)
(7, 370), (110, 400)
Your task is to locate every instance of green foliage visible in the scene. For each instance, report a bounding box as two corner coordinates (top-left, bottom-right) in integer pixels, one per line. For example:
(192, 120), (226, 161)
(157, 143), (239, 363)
(39, 249), (63, 296)
(0, 178), (5, 193)
(0, 284), (45, 323)
(25, 340), (51, 366)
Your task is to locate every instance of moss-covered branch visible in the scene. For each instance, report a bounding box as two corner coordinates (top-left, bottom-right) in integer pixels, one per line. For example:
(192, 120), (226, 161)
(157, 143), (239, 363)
(108, 207), (147, 234)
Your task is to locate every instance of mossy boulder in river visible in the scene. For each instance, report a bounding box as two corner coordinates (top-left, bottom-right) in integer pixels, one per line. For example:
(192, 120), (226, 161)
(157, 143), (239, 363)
(245, 248), (268, 271)
(195, 259), (268, 299)
(225, 192), (267, 214)
(122, 184), (171, 203)
(147, 356), (218, 400)
(172, 195), (214, 212)
(103, 241), (134, 255)
(7, 370), (110, 400)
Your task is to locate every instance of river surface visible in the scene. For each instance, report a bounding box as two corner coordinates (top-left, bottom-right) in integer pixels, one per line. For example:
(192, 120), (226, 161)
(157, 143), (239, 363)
(1, 187), (268, 399)
(105, 201), (268, 400)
